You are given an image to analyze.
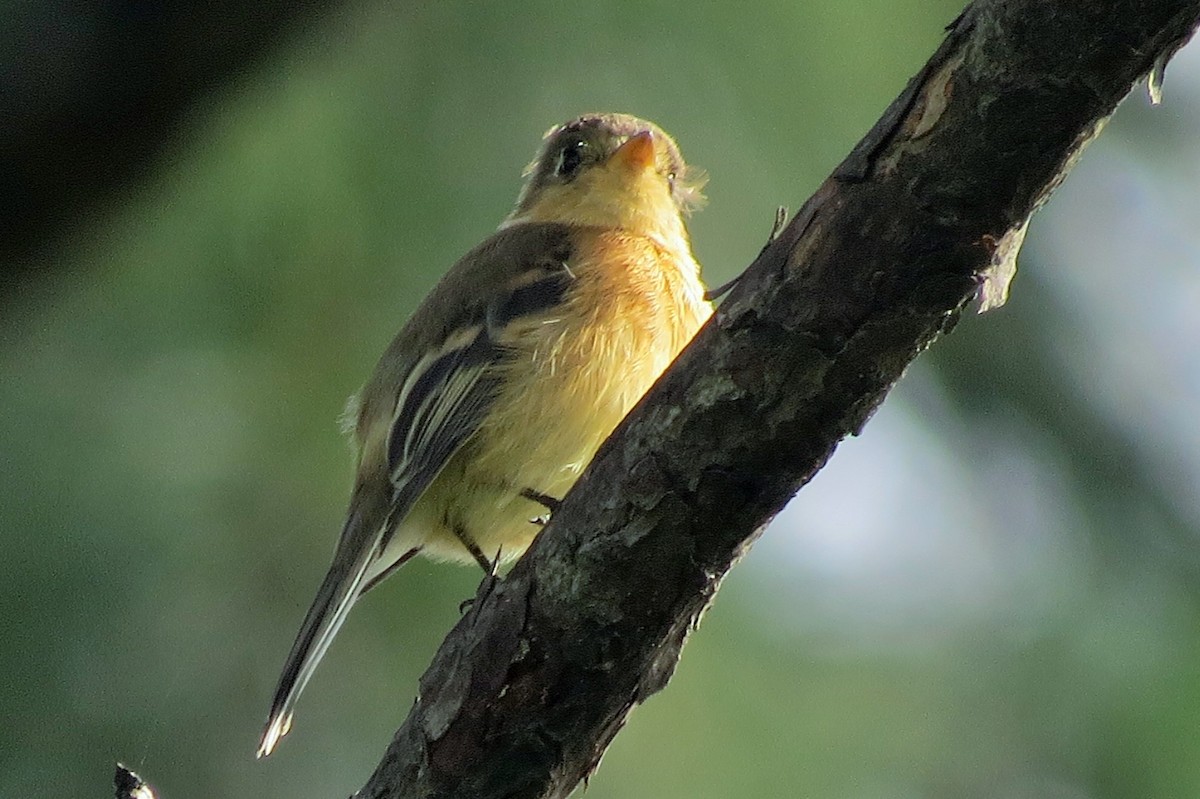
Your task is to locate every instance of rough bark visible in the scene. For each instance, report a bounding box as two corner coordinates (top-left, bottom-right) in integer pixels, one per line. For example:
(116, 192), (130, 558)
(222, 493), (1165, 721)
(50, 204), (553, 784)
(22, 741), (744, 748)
(356, 1), (1200, 798)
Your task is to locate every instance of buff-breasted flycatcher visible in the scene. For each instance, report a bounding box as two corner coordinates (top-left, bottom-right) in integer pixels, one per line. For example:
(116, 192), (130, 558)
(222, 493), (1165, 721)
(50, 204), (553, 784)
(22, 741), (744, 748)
(257, 113), (712, 757)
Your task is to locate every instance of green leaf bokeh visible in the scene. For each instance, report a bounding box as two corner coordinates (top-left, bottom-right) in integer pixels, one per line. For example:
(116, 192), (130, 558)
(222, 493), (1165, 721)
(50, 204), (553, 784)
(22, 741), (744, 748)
(4, 2), (1200, 797)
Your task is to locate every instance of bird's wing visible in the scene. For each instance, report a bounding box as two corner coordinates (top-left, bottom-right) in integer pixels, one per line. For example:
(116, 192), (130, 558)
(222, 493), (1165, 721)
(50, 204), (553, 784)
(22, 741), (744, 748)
(383, 323), (505, 515)
(257, 327), (508, 758)
(378, 247), (579, 536)
(258, 225), (576, 758)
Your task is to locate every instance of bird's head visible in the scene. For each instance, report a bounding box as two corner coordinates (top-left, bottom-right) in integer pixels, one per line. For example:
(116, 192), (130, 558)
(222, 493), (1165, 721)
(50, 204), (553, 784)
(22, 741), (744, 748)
(506, 113), (705, 253)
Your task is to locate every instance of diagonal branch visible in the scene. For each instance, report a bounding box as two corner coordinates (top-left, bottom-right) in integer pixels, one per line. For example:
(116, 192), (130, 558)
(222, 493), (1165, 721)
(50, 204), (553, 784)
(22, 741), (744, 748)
(357, 2), (1200, 797)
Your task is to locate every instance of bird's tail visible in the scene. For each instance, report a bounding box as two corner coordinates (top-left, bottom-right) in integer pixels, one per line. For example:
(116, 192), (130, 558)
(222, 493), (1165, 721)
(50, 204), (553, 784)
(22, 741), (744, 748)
(257, 503), (383, 758)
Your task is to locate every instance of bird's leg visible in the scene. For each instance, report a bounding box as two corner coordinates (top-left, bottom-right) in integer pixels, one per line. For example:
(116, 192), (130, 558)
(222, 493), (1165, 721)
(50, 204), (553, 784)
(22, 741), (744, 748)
(360, 546), (422, 595)
(453, 523), (493, 574)
(521, 488), (561, 525)
(459, 546), (503, 615)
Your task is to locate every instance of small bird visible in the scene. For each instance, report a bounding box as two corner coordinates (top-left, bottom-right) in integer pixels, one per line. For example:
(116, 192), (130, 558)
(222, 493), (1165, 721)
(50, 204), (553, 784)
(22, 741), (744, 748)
(257, 113), (712, 757)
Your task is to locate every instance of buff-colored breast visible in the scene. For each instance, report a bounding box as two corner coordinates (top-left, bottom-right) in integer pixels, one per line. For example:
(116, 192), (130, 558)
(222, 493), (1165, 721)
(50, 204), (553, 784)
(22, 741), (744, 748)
(395, 227), (710, 563)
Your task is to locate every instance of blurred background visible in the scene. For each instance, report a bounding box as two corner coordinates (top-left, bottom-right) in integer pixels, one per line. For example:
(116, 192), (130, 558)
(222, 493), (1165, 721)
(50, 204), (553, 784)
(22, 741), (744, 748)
(3, 2), (1199, 797)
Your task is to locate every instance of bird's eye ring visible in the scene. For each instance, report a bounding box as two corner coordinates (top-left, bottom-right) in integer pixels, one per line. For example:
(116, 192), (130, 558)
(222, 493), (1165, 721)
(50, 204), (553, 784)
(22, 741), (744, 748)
(555, 140), (587, 178)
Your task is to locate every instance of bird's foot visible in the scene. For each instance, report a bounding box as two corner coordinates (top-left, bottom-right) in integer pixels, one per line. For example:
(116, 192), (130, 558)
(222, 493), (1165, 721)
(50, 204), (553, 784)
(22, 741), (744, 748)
(521, 488), (561, 525)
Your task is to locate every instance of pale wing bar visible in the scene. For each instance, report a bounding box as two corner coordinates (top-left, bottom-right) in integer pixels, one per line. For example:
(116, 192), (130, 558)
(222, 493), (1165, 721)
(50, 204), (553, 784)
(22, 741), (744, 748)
(387, 325), (504, 489)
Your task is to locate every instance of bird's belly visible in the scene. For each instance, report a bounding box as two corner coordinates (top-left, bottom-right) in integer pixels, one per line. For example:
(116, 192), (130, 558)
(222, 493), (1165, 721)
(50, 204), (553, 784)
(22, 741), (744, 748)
(403, 322), (662, 564)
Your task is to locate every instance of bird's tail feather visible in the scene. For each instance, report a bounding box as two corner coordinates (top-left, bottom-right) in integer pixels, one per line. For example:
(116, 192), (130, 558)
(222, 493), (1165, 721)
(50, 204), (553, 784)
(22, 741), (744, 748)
(257, 506), (381, 758)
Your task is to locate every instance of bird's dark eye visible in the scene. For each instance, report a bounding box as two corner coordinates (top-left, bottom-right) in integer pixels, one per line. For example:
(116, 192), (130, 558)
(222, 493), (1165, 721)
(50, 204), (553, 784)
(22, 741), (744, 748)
(555, 140), (586, 178)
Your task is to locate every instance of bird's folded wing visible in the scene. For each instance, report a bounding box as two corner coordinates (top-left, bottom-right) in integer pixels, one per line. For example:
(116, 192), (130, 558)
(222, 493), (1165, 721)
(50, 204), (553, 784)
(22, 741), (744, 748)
(258, 325), (511, 758)
(386, 324), (503, 498)
(381, 255), (576, 530)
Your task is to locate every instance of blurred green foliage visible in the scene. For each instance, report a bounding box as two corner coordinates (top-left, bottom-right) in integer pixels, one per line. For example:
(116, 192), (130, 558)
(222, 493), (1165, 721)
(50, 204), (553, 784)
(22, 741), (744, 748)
(3, 1), (1199, 797)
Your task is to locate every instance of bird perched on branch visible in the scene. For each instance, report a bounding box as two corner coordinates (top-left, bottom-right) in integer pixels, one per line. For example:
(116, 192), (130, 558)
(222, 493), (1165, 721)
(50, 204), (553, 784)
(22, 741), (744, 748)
(257, 113), (712, 757)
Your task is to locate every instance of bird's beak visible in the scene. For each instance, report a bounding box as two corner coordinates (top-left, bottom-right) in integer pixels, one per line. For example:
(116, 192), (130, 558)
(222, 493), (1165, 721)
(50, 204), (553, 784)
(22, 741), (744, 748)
(611, 130), (656, 172)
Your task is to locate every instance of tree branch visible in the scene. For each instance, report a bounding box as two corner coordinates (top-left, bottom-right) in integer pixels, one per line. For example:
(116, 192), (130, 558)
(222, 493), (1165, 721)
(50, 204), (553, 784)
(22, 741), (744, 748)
(352, 1), (1199, 796)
